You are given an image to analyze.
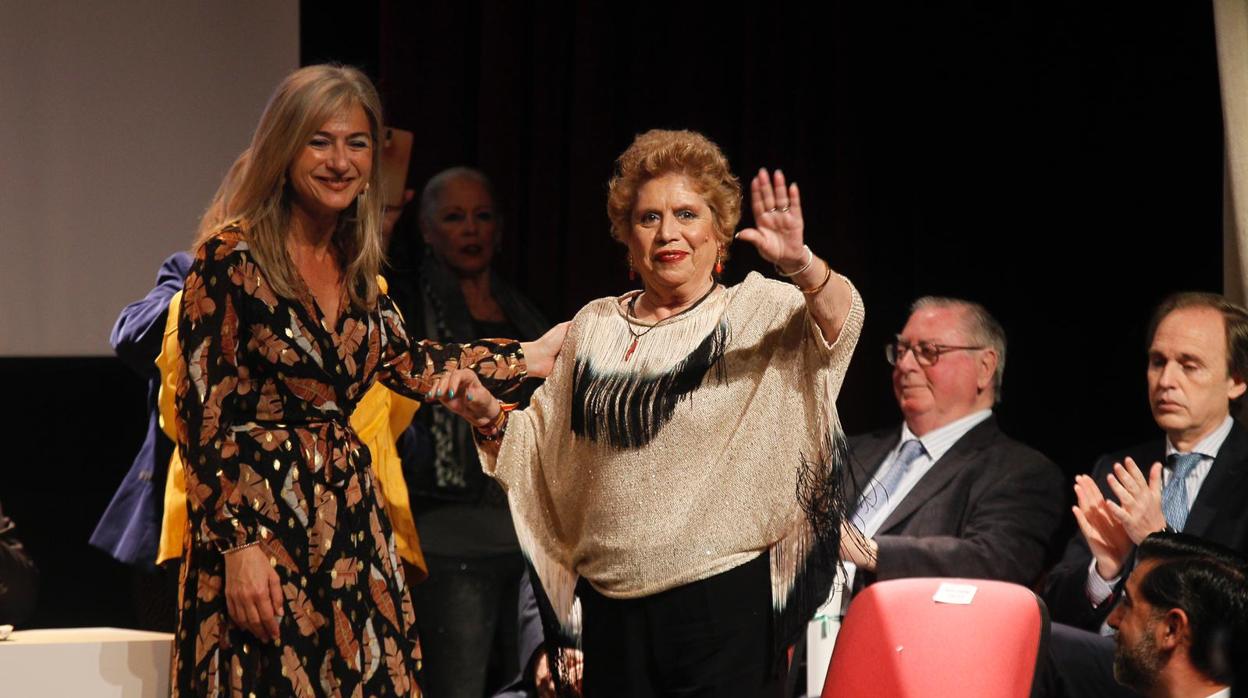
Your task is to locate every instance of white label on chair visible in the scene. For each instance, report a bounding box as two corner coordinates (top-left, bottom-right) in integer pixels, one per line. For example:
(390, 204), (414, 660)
(932, 582), (978, 605)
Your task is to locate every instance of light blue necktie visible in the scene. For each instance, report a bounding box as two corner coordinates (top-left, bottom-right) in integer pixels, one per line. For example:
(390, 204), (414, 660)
(854, 439), (926, 529)
(1161, 452), (1201, 532)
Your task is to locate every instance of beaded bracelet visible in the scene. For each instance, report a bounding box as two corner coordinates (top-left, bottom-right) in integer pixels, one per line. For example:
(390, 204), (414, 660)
(775, 245), (814, 278)
(222, 540), (261, 556)
(475, 401), (517, 442)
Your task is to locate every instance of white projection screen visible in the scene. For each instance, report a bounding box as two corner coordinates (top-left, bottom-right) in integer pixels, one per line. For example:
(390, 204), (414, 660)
(0, 2), (299, 355)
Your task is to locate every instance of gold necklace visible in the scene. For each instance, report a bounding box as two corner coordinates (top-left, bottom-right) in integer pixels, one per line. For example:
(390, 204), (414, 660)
(623, 283), (718, 361)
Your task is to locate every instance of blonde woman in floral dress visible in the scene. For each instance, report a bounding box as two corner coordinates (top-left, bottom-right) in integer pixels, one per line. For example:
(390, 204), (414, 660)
(172, 65), (562, 697)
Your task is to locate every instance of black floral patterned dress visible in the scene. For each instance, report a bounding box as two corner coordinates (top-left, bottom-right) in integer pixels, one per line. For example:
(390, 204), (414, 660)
(172, 228), (527, 697)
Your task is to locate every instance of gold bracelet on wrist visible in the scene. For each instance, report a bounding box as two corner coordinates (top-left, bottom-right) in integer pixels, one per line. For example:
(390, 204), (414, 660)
(799, 263), (834, 296)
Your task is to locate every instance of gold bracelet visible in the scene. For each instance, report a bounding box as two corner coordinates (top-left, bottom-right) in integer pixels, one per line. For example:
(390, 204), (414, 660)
(800, 264), (834, 296)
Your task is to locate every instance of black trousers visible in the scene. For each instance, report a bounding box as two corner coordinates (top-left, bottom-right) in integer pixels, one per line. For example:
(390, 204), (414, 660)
(412, 552), (525, 698)
(577, 552), (783, 698)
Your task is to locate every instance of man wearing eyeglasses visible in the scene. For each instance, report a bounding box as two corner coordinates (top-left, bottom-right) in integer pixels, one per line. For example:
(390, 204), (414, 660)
(1040, 292), (1248, 698)
(837, 296), (1064, 592)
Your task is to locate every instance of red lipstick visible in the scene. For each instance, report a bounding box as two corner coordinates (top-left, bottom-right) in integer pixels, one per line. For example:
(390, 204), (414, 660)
(654, 251), (688, 263)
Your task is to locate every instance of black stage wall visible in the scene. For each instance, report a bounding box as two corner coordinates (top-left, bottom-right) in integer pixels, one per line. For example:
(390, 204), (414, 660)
(318, 0), (1222, 475)
(1, 1), (1223, 629)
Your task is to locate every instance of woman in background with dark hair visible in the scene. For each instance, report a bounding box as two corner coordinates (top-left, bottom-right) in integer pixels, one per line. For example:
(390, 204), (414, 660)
(389, 167), (550, 697)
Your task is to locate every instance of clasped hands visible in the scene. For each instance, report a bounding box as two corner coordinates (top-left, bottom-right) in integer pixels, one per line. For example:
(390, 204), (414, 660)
(429, 367), (503, 428)
(1072, 457), (1168, 580)
(428, 322), (570, 427)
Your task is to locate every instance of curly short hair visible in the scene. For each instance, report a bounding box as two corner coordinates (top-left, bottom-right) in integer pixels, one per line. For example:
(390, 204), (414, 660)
(606, 129), (741, 253)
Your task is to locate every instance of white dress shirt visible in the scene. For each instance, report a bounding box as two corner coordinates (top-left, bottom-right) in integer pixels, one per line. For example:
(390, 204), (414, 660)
(843, 409), (994, 597)
(853, 409), (993, 537)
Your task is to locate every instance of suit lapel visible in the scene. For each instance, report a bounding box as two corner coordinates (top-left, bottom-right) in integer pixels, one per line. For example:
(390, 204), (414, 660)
(1183, 420), (1248, 537)
(876, 417), (1001, 534)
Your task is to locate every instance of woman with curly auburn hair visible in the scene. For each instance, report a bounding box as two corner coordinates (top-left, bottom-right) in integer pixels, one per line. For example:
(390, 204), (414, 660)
(172, 64), (565, 697)
(434, 128), (864, 695)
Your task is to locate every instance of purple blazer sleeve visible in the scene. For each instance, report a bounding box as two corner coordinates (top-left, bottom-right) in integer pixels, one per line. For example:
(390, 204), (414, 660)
(89, 251), (193, 567)
(110, 252), (193, 375)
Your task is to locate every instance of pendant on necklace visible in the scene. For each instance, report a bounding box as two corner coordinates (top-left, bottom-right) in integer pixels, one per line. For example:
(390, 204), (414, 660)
(624, 337), (638, 362)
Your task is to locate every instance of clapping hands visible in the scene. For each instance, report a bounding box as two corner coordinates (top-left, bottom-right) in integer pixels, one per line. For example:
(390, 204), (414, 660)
(1104, 457), (1168, 543)
(1071, 457), (1166, 580)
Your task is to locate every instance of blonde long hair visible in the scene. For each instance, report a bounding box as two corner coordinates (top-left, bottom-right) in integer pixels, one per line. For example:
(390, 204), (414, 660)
(195, 64), (385, 311)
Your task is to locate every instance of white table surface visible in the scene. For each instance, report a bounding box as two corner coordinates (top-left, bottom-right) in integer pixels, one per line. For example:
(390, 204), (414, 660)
(0, 626), (173, 697)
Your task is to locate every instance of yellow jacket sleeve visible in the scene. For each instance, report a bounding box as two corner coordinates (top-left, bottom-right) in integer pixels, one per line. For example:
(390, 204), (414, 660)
(155, 290), (188, 566)
(351, 385), (426, 578)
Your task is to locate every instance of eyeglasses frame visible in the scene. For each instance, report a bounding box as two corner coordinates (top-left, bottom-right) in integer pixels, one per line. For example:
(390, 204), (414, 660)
(885, 338), (987, 367)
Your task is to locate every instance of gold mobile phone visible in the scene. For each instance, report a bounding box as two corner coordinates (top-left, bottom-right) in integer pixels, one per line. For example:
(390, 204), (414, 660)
(381, 127), (413, 208)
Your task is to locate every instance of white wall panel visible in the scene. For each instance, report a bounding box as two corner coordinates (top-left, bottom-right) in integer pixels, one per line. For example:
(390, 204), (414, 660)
(0, 1), (298, 355)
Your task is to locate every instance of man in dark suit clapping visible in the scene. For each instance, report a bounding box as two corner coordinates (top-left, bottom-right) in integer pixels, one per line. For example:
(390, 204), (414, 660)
(1043, 293), (1248, 698)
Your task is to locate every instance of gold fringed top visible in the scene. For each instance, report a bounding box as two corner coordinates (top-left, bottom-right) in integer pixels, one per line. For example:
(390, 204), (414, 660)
(479, 272), (864, 630)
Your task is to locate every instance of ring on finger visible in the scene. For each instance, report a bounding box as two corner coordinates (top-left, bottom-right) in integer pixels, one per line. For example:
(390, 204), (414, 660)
(779, 205), (791, 213)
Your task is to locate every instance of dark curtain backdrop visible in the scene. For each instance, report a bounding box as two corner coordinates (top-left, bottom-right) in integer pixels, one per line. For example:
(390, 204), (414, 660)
(0, 2), (1221, 631)
(305, 1), (1223, 467)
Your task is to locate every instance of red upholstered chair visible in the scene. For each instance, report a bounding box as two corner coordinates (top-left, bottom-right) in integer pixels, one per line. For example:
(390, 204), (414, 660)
(820, 578), (1049, 698)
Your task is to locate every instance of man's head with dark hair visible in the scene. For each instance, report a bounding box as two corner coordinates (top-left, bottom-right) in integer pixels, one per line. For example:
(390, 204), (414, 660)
(1107, 532), (1248, 695)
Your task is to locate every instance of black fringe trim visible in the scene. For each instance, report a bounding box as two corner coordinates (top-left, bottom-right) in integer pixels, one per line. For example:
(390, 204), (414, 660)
(525, 564), (581, 698)
(772, 433), (854, 672)
(570, 320), (729, 449)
